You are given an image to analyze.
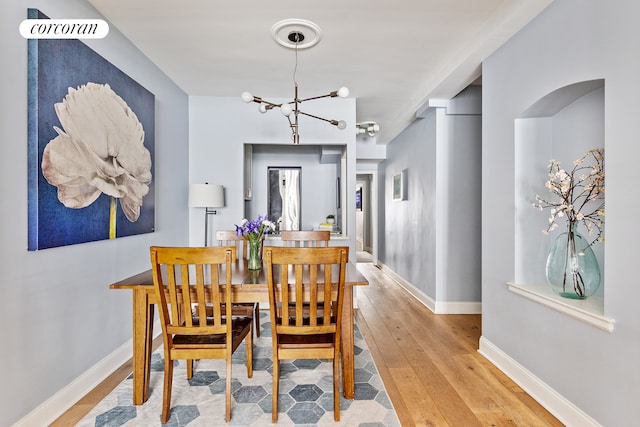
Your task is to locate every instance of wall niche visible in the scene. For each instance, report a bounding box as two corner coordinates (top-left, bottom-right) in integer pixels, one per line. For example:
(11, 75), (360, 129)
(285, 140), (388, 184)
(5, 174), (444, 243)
(244, 144), (346, 235)
(510, 79), (614, 331)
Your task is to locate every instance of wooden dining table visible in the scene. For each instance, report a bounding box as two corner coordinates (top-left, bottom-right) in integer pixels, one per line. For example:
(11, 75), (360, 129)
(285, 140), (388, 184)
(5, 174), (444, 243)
(110, 258), (368, 405)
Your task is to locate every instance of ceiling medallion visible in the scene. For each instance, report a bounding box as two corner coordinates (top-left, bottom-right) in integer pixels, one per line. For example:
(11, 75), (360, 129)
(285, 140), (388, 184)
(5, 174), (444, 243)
(271, 19), (322, 50)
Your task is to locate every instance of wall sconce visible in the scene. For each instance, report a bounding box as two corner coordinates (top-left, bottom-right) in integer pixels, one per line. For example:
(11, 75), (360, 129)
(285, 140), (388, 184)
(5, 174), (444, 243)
(188, 183), (224, 246)
(356, 121), (380, 137)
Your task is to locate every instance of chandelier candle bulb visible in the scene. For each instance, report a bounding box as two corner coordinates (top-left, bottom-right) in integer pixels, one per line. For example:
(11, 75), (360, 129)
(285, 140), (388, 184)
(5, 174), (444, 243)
(335, 87), (349, 98)
(280, 103), (292, 116)
(241, 91), (253, 103)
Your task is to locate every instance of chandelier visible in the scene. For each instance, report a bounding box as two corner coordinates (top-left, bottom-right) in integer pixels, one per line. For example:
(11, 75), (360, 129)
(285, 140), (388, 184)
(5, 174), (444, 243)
(241, 19), (349, 144)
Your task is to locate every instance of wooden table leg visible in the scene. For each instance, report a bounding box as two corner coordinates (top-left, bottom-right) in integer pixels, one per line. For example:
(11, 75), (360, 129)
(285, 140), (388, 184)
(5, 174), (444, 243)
(132, 288), (154, 405)
(341, 286), (355, 399)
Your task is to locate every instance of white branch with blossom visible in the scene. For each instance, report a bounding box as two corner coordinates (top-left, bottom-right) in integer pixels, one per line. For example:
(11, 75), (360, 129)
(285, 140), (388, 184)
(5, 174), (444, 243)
(532, 148), (605, 246)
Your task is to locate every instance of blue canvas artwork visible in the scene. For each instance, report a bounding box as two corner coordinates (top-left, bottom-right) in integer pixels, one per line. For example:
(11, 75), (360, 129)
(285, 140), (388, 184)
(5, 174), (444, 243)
(27, 9), (155, 250)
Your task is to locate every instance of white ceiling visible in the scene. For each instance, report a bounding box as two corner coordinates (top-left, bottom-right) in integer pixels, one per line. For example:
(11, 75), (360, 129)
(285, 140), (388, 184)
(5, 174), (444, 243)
(87, 0), (553, 145)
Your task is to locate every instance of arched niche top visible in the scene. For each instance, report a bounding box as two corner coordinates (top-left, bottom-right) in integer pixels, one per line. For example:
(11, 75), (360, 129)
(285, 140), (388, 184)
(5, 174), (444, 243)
(519, 79), (604, 118)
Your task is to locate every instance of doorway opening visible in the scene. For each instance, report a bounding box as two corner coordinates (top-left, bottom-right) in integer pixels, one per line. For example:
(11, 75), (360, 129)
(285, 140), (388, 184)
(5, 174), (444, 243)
(356, 171), (378, 264)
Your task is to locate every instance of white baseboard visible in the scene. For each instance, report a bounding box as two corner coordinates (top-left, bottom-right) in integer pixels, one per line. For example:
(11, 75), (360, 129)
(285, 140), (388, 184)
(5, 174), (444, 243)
(377, 262), (481, 314)
(12, 339), (132, 427)
(478, 336), (602, 427)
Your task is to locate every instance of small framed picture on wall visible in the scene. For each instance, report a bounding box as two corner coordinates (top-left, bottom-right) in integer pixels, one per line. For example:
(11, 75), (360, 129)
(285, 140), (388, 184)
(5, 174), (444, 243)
(356, 188), (362, 210)
(393, 169), (407, 201)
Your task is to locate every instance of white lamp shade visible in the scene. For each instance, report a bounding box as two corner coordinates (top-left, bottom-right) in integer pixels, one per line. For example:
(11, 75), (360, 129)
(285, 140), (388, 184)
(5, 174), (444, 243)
(189, 184), (224, 208)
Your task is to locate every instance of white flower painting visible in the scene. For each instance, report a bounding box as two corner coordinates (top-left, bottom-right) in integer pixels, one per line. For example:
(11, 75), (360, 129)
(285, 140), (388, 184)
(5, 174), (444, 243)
(42, 83), (152, 223)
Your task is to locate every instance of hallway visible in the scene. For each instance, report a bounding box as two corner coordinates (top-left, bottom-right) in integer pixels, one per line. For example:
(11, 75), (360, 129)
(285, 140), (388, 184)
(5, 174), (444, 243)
(356, 250), (373, 263)
(355, 263), (562, 426)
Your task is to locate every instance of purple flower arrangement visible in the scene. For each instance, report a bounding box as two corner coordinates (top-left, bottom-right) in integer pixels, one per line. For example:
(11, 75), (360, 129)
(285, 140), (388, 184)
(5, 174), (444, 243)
(235, 215), (276, 243)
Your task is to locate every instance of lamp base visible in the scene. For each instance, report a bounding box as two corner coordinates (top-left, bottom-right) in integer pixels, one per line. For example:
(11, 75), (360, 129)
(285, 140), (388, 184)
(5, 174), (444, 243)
(204, 208), (218, 247)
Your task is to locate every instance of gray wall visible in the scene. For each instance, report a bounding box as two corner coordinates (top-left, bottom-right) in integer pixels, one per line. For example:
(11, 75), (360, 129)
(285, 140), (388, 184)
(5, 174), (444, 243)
(381, 87), (482, 308)
(482, 0), (638, 424)
(444, 110), (482, 302)
(383, 112), (438, 296)
(1, 0), (190, 424)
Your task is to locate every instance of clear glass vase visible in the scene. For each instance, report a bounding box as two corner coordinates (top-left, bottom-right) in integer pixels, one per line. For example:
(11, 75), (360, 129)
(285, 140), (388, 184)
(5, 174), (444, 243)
(247, 239), (261, 270)
(545, 221), (601, 299)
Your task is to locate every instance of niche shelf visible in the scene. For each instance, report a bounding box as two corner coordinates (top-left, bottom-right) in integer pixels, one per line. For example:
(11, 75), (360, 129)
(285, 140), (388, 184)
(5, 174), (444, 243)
(511, 79), (611, 330)
(507, 282), (614, 332)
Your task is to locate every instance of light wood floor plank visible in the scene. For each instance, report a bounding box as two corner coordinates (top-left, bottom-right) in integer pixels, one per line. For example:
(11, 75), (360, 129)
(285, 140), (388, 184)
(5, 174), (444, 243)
(355, 306), (416, 427)
(389, 366), (449, 426)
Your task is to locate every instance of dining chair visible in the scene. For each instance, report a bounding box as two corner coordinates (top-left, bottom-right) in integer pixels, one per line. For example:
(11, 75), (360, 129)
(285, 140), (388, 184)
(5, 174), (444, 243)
(216, 230), (261, 336)
(264, 246), (349, 422)
(280, 230), (330, 247)
(280, 230), (332, 318)
(150, 246), (253, 423)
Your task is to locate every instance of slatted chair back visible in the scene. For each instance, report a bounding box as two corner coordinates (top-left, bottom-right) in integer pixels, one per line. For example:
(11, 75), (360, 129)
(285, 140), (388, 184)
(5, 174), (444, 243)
(217, 229), (266, 259)
(152, 246), (232, 339)
(215, 230), (262, 337)
(280, 230), (330, 247)
(216, 230), (246, 260)
(150, 246), (252, 422)
(264, 246), (349, 422)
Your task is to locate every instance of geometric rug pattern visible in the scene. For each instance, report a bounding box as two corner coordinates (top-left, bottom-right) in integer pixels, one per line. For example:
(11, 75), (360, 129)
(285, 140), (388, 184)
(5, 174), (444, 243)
(77, 311), (400, 426)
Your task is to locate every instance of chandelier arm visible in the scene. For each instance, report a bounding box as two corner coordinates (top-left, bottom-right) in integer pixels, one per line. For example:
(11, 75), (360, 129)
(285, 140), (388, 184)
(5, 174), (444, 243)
(297, 110), (340, 126)
(298, 93), (334, 103)
(258, 99), (282, 108)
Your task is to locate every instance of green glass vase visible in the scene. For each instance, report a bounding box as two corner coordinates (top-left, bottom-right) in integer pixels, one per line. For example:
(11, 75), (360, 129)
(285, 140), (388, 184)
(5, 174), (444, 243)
(247, 239), (261, 270)
(545, 221), (601, 299)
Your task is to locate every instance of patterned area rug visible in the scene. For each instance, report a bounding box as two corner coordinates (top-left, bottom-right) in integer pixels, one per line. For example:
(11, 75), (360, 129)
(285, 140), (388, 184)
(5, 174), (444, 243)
(77, 312), (400, 426)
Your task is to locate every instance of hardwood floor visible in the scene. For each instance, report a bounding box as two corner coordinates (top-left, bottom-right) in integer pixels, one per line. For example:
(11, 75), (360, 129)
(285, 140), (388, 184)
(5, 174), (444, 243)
(355, 262), (563, 427)
(53, 262), (562, 426)
(50, 335), (161, 427)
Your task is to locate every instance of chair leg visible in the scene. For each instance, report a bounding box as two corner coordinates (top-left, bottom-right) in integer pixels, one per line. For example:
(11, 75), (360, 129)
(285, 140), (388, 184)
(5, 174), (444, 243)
(225, 354), (232, 422)
(246, 325), (253, 378)
(186, 359), (193, 379)
(254, 303), (260, 337)
(272, 357), (280, 423)
(161, 354), (174, 423)
(333, 355), (340, 421)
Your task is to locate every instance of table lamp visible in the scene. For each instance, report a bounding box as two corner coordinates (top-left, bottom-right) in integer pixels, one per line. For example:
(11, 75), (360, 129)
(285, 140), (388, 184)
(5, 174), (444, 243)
(188, 183), (224, 246)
